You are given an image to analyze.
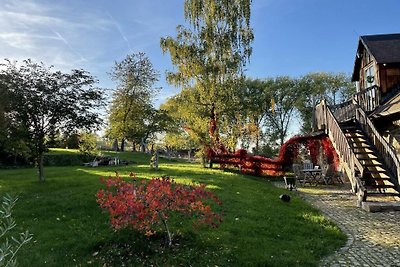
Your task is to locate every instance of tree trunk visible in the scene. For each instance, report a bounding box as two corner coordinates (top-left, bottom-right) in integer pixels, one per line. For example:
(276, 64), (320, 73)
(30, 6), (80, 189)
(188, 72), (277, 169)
(162, 218), (172, 247)
(38, 153), (45, 183)
(140, 138), (146, 153)
(132, 142), (136, 152)
(112, 139), (119, 151)
(154, 151), (159, 170)
(255, 134), (260, 155)
(121, 138), (125, 152)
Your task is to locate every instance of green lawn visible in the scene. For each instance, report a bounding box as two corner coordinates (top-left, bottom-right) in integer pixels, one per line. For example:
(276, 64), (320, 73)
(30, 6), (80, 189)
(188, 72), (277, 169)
(0, 150), (346, 266)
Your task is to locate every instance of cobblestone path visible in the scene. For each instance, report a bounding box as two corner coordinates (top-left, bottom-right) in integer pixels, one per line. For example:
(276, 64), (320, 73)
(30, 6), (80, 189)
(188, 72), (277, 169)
(296, 185), (400, 267)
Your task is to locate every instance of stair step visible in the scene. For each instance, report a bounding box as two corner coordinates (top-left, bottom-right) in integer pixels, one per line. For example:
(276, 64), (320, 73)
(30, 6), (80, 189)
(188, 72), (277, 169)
(364, 169), (388, 174)
(346, 137), (367, 141)
(363, 163), (384, 167)
(365, 185), (395, 190)
(354, 151), (375, 155)
(362, 177), (391, 182)
(366, 192), (400, 197)
(350, 142), (373, 149)
(344, 130), (363, 133)
(341, 125), (357, 129)
(357, 156), (378, 159)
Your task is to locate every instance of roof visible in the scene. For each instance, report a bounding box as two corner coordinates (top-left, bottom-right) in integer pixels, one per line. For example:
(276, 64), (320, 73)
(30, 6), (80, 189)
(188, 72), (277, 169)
(361, 34), (400, 63)
(352, 33), (400, 81)
(371, 90), (400, 119)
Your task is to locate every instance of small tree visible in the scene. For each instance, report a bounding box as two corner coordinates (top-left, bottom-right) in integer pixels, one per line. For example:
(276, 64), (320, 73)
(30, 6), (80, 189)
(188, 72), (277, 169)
(79, 132), (98, 157)
(0, 59), (104, 182)
(96, 175), (222, 246)
(107, 53), (160, 151)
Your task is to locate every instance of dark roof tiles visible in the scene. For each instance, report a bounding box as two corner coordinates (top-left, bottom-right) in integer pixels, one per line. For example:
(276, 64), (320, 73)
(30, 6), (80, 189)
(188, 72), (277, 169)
(361, 33), (400, 63)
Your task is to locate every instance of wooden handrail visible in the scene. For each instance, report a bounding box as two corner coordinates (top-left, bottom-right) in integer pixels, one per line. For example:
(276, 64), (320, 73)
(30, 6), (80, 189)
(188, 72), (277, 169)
(323, 101), (366, 197)
(354, 100), (400, 186)
(354, 85), (380, 113)
(330, 100), (356, 123)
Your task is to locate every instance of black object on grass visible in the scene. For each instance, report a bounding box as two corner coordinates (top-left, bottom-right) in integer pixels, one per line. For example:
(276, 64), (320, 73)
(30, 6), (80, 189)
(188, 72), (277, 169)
(280, 194), (291, 202)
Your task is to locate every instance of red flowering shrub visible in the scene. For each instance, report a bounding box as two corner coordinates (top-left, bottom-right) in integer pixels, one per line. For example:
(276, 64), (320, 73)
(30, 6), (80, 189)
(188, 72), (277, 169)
(96, 175), (222, 246)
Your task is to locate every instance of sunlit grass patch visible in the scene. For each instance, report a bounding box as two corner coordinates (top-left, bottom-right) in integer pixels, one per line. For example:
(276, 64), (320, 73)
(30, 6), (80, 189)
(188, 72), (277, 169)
(0, 150), (346, 266)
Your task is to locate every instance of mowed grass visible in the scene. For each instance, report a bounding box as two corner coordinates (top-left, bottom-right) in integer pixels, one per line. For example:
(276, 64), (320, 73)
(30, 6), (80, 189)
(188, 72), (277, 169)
(0, 150), (346, 266)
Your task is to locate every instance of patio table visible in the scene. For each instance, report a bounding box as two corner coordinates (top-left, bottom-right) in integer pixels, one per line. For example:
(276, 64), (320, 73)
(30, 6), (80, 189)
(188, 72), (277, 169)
(301, 168), (325, 185)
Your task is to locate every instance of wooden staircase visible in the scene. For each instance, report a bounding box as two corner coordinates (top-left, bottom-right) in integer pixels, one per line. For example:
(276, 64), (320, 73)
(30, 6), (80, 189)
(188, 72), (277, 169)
(341, 121), (400, 200)
(315, 86), (400, 208)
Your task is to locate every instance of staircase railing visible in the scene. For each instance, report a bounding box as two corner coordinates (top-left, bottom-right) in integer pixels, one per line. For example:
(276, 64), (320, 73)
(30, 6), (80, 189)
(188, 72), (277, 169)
(315, 85), (400, 201)
(354, 85), (380, 113)
(321, 100), (366, 201)
(354, 100), (400, 187)
(330, 100), (356, 122)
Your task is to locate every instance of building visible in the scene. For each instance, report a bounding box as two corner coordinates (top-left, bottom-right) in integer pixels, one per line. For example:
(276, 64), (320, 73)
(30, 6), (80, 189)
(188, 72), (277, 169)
(315, 33), (400, 209)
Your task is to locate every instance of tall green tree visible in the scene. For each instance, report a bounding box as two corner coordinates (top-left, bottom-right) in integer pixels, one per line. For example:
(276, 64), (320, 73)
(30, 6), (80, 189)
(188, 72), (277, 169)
(296, 72), (355, 133)
(263, 77), (300, 147)
(160, 0), (254, 148)
(0, 59), (104, 182)
(107, 53), (160, 151)
(234, 78), (269, 153)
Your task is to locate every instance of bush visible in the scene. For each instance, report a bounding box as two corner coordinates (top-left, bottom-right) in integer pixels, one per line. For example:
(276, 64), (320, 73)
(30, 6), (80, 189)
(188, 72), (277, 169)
(65, 134), (80, 149)
(43, 154), (93, 166)
(79, 132), (98, 157)
(0, 194), (32, 266)
(96, 174), (222, 246)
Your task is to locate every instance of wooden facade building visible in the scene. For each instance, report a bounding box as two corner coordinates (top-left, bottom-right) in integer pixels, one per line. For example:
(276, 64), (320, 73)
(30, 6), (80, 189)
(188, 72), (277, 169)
(315, 33), (400, 209)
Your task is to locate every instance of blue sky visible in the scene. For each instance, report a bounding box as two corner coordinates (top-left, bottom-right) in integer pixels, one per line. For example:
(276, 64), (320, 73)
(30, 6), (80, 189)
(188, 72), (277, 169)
(1, 0), (400, 108)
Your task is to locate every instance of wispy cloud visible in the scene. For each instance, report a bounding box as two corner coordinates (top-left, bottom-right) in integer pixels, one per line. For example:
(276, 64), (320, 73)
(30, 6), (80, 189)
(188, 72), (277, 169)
(0, 0), (114, 70)
(52, 30), (87, 62)
(106, 12), (133, 53)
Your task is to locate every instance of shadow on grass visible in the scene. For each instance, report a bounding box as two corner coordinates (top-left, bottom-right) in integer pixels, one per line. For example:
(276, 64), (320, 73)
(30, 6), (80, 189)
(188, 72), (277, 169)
(90, 227), (234, 266)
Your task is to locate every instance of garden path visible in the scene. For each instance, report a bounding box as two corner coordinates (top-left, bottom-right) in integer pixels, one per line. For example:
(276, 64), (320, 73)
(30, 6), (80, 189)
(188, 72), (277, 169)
(295, 184), (400, 267)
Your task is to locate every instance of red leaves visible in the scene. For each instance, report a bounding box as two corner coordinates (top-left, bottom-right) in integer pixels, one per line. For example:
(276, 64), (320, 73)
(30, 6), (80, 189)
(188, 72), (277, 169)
(207, 135), (340, 176)
(96, 174), (222, 234)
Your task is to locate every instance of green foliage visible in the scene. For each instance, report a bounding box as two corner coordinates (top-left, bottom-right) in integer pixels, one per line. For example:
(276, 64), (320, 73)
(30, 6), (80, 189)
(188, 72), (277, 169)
(79, 132), (98, 157)
(0, 194), (32, 267)
(65, 134), (80, 149)
(107, 53), (163, 151)
(43, 153), (92, 166)
(160, 88), (210, 149)
(0, 59), (104, 182)
(0, 151), (345, 266)
(161, 0), (254, 149)
(296, 72), (355, 133)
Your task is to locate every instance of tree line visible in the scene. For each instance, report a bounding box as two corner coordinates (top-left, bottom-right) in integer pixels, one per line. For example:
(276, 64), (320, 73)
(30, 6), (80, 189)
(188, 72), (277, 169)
(0, 0), (356, 182)
(161, 73), (354, 158)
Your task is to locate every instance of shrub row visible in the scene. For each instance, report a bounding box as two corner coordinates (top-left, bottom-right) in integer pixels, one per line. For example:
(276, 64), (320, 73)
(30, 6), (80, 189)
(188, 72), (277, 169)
(43, 154), (94, 166)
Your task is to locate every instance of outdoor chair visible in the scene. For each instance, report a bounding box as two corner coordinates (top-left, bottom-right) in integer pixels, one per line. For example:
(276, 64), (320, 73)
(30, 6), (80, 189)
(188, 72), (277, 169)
(303, 162), (313, 170)
(292, 164), (306, 186)
(321, 164), (344, 184)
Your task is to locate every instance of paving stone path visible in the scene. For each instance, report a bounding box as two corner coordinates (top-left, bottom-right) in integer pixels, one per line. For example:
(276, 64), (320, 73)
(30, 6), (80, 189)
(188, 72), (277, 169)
(293, 184), (400, 267)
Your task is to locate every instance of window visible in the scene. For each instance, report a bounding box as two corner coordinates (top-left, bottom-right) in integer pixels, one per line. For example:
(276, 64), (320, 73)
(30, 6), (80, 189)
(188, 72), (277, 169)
(365, 65), (375, 88)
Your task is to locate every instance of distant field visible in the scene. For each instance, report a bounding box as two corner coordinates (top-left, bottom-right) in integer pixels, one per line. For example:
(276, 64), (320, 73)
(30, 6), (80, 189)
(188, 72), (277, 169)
(48, 148), (81, 154)
(0, 149), (345, 266)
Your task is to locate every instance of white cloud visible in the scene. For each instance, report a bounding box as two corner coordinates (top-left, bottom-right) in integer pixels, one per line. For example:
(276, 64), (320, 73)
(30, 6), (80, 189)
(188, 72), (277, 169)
(0, 0), (115, 70)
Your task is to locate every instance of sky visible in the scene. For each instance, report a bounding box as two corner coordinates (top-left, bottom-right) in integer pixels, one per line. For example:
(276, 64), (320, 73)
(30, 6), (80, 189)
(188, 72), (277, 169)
(1, 0), (400, 110)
